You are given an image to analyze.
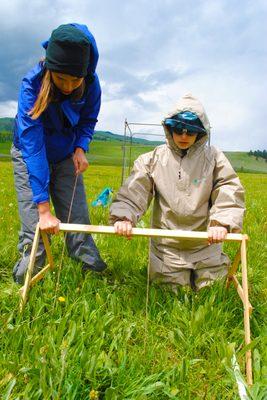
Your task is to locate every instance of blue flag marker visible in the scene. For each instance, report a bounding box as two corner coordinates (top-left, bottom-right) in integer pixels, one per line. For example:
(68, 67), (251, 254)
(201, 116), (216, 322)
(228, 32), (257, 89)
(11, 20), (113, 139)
(91, 187), (113, 207)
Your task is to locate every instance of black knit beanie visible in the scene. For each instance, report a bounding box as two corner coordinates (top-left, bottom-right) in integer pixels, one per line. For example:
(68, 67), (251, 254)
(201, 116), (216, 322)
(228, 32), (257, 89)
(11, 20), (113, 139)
(45, 24), (91, 77)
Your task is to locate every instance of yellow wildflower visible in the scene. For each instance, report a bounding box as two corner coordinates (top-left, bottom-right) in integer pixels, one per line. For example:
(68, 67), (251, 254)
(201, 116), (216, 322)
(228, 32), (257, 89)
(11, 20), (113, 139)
(89, 389), (99, 400)
(58, 296), (66, 302)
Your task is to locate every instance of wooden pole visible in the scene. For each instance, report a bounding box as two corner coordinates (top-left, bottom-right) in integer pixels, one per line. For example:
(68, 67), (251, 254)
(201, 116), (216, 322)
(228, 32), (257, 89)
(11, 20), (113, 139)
(19, 223), (40, 312)
(20, 226), (248, 295)
(58, 224), (245, 242)
(29, 264), (51, 287)
(226, 248), (241, 288)
(231, 276), (253, 315)
(40, 231), (54, 269)
(241, 237), (253, 385)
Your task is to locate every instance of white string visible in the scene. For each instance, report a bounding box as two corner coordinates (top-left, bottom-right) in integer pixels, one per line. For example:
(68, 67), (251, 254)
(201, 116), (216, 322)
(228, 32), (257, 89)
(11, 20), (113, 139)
(144, 239), (151, 353)
(144, 180), (155, 351)
(53, 173), (79, 307)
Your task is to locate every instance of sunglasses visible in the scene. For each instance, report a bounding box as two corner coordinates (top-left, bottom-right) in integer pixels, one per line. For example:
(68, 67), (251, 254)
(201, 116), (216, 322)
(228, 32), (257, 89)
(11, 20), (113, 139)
(164, 118), (206, 136)
(171, 128), (198, 137)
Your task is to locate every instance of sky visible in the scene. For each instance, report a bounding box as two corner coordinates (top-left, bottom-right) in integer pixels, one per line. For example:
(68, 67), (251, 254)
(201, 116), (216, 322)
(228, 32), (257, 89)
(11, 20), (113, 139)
(0, 0), (266, 150)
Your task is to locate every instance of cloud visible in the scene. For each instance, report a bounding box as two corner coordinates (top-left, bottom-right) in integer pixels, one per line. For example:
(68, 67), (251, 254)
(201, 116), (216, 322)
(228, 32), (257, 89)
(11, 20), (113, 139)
(0, 0), (266, 150)
(0, 101), (17, 117)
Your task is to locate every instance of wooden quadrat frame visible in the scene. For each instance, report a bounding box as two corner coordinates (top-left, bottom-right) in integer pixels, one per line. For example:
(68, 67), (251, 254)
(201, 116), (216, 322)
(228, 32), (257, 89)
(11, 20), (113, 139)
(19, 223), (253, 385)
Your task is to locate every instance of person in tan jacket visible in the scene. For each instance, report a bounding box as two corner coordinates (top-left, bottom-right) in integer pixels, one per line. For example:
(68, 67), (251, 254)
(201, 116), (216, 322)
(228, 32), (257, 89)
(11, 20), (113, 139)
(109, 93), (245, 290)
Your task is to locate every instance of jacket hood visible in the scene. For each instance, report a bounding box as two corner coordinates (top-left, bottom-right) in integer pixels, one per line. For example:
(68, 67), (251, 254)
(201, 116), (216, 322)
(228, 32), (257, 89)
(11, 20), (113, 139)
(42, 23), (99, 75)
(163, 93), (211, 154)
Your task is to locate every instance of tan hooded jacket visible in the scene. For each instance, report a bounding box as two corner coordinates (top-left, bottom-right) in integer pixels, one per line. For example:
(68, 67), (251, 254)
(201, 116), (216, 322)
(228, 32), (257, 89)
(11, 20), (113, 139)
(110, 94), (245, 270)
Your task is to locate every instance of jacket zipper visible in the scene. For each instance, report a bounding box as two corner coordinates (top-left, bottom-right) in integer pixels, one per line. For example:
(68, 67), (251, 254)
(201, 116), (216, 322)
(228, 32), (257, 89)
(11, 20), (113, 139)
(178, 157), (183, 179)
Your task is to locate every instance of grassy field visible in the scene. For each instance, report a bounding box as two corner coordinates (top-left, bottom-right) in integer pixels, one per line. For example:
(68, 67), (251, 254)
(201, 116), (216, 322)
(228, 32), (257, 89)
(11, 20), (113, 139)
(224, 152), (267, 174)
(0, 142), (12, 155)
(0, 161), (266, 399)
(1, 141), (267, 173)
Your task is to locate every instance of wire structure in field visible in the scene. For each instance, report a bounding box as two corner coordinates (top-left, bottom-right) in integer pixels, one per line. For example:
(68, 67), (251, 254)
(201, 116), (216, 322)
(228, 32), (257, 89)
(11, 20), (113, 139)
(121, 119), (212, 184)
(121, 119), (165, 184)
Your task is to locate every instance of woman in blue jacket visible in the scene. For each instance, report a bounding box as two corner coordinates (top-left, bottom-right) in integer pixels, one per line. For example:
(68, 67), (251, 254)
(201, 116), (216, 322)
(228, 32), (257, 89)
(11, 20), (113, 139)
(12, 23), (107, 283)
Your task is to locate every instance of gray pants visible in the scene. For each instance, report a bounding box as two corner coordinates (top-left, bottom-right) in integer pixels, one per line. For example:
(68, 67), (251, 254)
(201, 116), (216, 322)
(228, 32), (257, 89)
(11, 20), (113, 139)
(11, 145), (105, 284)
(150, 250), (230, 291)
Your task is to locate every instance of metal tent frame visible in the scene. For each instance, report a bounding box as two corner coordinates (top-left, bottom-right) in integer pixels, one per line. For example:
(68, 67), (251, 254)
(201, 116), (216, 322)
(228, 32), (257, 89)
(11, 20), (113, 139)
(121, 118), (211, 184)
(121, 119), (165, 184)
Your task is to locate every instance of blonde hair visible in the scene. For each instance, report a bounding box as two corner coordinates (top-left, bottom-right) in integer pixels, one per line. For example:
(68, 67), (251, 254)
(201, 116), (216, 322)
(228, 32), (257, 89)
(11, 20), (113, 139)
(29, 69), (52, 120)
(29, 65), (86, 120)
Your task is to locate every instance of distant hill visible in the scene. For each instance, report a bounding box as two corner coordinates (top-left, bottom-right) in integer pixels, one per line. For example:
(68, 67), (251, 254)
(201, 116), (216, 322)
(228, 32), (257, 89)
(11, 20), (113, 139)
(0, 117), (163, 145)
(0, 118), (266, 173)
(93, 130), (163, 145)
(224, 152), (267, 173)
(0, 118), (14, 132)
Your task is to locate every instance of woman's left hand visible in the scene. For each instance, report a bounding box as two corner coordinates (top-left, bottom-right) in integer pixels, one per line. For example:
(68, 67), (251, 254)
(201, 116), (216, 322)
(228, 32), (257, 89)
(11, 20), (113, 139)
(73, 147), (89, 174)
(207, 226), (228, 244)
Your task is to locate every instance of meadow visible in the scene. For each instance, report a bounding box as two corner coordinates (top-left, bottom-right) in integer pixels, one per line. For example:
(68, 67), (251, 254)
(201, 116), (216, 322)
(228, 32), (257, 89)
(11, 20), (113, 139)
(0, 158), (266, 399)
(1, 139), (267, 173)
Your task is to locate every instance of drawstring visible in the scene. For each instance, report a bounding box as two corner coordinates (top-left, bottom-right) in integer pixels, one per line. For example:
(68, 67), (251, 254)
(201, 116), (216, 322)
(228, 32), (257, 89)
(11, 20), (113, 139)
(53, 173), (79, 308)
(144, 176), (155, 352)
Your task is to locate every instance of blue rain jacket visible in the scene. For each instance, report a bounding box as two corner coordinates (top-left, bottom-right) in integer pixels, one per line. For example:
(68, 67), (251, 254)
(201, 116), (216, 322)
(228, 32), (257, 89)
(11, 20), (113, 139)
(13, 23), (101, 204)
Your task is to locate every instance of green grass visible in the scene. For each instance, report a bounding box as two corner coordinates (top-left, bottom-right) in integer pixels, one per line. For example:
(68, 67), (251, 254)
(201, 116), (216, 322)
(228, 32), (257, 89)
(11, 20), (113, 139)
(1, 141), (267, 173)
(88, 141), (156, 167)
(0, 142), (12, 156)
(0, 162), (266, 399)
(225, 152), (267, 174)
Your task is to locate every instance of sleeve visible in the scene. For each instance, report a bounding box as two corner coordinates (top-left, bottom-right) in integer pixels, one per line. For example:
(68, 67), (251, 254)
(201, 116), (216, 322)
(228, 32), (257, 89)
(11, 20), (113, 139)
(16, 78), (50, 204)
(208, 148), (245, 232)
(74, 74), (101, 152)
(109, 155), (154, 226)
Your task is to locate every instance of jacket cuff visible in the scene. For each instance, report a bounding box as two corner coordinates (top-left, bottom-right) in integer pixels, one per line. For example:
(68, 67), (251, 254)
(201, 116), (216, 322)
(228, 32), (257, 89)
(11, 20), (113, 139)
(208, 219), (231, 232)
(33, 192), (50, 204)
(109, 210), (136, 226)
(74, 137), (90, 152)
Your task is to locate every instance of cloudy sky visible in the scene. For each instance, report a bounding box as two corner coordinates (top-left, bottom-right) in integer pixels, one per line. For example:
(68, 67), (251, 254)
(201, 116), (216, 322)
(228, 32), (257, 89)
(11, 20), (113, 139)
(0, 0), (266, 150)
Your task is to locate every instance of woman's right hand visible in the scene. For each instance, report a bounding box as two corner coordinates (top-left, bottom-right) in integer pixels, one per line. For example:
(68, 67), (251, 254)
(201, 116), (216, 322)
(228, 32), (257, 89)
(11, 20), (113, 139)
(114, 220), (133, 240)
(38, 202), (60, 234)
